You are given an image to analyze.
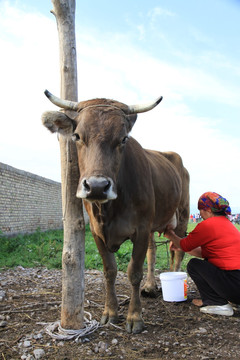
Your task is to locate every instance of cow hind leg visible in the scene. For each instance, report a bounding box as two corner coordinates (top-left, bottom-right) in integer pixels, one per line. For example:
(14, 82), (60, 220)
(169, 249), (175, 271)
(166, 212), (185, 271)
(171, 210), (189, 271)
(170, 249), (185, 271)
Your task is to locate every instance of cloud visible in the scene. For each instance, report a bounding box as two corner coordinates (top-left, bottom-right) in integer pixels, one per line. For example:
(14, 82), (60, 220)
(148, 6), (175, 21)
(190, 27), (214, 46)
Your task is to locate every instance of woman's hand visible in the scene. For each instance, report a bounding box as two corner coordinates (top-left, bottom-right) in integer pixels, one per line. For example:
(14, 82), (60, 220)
(164, 226), (175, 239)
(169, 240), (182, 251)
(164, 226), (183, 252)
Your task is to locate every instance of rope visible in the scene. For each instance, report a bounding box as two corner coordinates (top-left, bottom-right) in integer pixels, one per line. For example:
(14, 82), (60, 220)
(41, 295), (130, 341)
(155, 237), (170, 268)
(41, 311), (101, 341)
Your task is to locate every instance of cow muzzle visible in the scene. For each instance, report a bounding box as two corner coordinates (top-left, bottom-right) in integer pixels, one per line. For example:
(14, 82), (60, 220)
(76, 176), (117, 203)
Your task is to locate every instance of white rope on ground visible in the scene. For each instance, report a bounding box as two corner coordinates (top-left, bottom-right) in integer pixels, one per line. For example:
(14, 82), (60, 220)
(40, 311), (101, 341)
(39, 294), (130, 341)
(108, 322), (124, 330)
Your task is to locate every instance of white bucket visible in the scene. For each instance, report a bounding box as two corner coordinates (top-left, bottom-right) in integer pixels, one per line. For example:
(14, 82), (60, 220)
(159, 272), (187, 302)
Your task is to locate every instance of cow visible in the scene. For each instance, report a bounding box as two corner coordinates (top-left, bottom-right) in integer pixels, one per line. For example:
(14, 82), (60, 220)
(42, 90), (189, 334)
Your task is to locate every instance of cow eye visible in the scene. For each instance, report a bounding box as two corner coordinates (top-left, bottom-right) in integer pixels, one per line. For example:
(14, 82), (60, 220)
(72, 133), (80, 142)
(121, 136), (129, 145)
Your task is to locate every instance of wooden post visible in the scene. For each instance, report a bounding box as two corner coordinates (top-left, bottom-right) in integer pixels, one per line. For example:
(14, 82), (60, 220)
(51, 0), (85, 329)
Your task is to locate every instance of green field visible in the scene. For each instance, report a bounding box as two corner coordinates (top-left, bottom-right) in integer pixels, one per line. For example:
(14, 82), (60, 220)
(0, 222), (239, 272)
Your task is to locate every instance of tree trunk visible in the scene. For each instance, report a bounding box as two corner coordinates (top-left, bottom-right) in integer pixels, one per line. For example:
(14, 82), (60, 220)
(51, 0), (85, 329)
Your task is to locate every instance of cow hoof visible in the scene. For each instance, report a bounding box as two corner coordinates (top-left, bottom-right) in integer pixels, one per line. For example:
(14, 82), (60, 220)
(126, 320), (145, 334)
(100, 314), (118, 325)
(141, 287), (160, 298)
(100, 315), (108, 325)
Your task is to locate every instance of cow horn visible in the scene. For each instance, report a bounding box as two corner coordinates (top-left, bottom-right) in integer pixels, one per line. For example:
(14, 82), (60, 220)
(127, 96), (163, 114)
(44, 90), (79, 111)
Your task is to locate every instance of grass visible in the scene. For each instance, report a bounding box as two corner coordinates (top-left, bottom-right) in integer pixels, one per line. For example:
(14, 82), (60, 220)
(0, 228), (63, 269)
(1, 222), (239, 272)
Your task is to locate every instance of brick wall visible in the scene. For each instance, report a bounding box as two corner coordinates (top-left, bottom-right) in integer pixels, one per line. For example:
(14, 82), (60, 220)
(0, 162), (64, 235)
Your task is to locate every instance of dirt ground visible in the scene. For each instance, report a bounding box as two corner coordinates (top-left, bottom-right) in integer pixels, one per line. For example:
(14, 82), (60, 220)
(1, 266), (240, 360)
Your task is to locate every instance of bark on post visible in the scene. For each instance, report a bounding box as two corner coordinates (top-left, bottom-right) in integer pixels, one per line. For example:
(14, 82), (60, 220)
(51, 0), (85, 329)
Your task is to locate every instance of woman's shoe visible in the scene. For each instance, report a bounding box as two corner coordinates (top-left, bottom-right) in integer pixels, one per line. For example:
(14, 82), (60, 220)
(200, 303), (233, 316)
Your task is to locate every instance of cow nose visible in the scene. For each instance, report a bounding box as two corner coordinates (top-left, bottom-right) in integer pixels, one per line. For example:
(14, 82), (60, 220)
(77, 176), (117, 201)
(83, 177), (111, 199)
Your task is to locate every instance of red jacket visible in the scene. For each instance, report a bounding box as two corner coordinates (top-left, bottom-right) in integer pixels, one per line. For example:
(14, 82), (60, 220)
(180, 216), (240, 270)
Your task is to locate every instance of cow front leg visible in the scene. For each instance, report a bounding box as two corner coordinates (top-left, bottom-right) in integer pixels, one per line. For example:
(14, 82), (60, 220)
(141, 233), (158, 296)
(126, 238), (148, 334)
(94, 236), (119, 325)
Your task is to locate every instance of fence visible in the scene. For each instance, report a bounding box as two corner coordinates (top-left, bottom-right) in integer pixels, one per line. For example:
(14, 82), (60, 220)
(0, 162), (64, 235)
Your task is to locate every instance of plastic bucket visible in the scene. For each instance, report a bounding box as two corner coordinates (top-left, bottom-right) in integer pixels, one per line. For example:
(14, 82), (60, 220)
(159, 272), (187, 302)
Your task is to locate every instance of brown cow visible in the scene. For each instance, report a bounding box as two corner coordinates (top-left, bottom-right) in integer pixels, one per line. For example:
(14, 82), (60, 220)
(42, 90), (189, 333)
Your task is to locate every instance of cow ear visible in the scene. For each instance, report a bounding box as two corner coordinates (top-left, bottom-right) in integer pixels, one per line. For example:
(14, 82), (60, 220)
(41, 111), (77, 136)
(126, 114), (137, 132)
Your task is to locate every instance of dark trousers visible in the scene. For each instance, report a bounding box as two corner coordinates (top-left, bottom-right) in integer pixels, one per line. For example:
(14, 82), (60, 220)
(187, 258), (240, 306)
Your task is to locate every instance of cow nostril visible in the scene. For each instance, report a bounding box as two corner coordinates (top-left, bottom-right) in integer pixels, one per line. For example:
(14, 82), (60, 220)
(83, 179), (90, 192)
(104, 181), (111, 193)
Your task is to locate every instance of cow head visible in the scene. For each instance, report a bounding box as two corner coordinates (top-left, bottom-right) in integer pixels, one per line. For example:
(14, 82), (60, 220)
(42, 90), (162, 203)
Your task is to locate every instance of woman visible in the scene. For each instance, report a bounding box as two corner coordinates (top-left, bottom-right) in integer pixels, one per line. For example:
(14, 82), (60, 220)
(164, 192), (240, 316)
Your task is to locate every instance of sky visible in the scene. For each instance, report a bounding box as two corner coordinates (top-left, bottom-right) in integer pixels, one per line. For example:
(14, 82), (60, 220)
(0, 0), (240, 214)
